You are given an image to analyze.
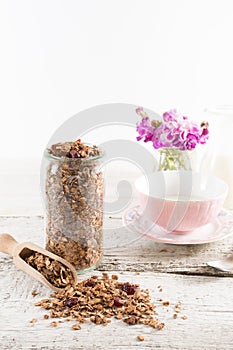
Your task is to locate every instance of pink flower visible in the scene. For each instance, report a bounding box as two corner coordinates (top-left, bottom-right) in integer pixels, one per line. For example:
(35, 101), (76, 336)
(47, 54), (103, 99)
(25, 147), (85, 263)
(136, 108), (209, 151)
(135, 106), (148, 119)
(136, 117), (154, 142)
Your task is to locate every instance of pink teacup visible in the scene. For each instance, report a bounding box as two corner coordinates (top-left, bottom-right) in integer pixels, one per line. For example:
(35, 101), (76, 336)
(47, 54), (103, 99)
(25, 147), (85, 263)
(135, 171), (228, 234)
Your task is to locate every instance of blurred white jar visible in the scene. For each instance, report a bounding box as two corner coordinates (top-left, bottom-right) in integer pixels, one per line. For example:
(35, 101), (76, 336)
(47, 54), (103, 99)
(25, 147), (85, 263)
(205, 106), (233, 209)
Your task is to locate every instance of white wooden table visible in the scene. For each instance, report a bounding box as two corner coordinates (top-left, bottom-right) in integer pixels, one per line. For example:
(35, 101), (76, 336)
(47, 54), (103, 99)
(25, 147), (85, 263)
(0, 166), (233, 349)
(1, 214), (233, 350)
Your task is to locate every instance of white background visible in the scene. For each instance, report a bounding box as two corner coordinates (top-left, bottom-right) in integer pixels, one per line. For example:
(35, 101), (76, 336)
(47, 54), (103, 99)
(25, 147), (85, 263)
(0, 0), (233, 214)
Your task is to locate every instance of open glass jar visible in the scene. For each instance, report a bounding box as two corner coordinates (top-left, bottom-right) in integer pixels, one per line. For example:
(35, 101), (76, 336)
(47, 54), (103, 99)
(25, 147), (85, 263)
(41, 141), (104, 273)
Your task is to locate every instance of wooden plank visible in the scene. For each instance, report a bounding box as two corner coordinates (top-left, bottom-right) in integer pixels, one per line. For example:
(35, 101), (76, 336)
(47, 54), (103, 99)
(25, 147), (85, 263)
(0, 269), (233, 350)
(0, 216), (233, 277)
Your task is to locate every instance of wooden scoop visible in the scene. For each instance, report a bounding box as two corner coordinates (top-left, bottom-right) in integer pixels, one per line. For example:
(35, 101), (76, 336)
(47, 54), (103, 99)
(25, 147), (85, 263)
(0, 233), (78, 292)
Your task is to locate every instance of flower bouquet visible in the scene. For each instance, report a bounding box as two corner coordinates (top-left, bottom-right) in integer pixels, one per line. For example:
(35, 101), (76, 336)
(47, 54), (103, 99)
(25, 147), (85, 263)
(136, 108), (209, 171)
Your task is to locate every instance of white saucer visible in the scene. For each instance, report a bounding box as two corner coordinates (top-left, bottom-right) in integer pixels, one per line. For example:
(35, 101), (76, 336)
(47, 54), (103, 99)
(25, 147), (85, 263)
(123, 205), (233, 245)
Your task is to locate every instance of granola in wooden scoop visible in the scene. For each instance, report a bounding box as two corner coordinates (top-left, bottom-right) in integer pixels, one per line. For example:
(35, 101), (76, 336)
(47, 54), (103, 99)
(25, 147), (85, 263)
(25, 252), (75, 288)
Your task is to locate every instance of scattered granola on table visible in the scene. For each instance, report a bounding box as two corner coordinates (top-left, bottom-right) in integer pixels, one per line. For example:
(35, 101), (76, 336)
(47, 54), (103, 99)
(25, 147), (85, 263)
(43, 139), (104, 271)
(24, 251), (75, 288)
(34, 273), (165, 331)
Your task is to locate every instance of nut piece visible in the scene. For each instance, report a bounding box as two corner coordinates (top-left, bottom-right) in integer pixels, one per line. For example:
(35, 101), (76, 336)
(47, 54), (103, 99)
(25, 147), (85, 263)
(137, 335), (144, 341)
(31, 291), (39, 297)
(162, 301), (170, 306)
(112, 275), (118, 280)
(51, 321), (58, 327)
(157, 322), (165, 330)
(72, 323), (81, 330)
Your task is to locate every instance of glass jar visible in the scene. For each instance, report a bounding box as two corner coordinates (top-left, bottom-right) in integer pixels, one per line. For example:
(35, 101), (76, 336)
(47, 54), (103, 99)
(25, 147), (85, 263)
(158, 148), (192, 171)
(41, 149), (104, 273)
(205, 106), (233, 209)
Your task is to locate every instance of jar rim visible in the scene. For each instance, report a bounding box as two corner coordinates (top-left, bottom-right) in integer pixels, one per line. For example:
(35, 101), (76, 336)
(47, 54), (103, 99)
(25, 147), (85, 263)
(44, 145), (104, 162)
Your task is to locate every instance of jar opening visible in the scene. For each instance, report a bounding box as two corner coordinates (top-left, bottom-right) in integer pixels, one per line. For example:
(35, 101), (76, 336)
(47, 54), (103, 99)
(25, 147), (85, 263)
(44, 148), (104, 162)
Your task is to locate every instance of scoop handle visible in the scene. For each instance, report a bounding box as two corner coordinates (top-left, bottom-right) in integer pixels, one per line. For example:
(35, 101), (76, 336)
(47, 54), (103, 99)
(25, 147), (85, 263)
(0, 233), (19, 256)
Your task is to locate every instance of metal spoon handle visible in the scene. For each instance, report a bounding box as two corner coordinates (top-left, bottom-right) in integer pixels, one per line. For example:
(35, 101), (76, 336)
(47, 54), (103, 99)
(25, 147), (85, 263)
(0, 233), (19, 255)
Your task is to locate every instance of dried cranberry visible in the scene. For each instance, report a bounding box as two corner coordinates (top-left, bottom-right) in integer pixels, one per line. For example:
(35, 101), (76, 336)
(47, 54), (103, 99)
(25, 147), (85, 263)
(114, 297), (124, 307)
(64, 298), (79, 307)
(69, 150), (78, 158)
(85, 280), (97, 288)
(122, 283), (137, 295)
(75, 139), (81, 143)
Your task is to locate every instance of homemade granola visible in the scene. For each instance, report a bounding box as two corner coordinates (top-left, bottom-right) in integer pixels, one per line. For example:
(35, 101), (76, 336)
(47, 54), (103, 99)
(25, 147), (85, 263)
(34, 273), (165, 331)
(25, 251), (75, 288)
(44, 140), (104, 271)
